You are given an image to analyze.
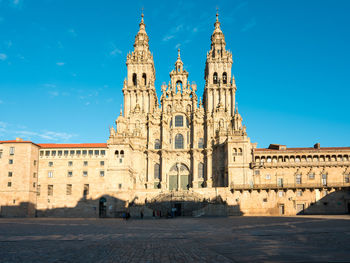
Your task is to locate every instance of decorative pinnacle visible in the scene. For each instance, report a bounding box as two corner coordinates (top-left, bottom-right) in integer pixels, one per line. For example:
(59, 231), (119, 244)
(141, 7), (144, 22)
(216, 7), (219, 22)
(177, 48), (181, 58)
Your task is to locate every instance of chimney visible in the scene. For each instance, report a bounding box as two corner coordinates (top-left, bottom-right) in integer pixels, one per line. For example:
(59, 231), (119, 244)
(15, 137), (23, 142)
(314, 143), (320, 149)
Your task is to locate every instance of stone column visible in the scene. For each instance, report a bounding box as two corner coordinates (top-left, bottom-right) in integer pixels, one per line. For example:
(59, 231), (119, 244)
(206, 151), (213, 188)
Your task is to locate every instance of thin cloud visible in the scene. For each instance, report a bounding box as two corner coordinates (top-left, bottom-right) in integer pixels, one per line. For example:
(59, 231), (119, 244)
(15, 130), (76, 142)
(0, 53), (8, 61)
(241, 18), (256, 32)
(9, 0), (23, 9)
(56, 62), (65, 66)
(163, 35), (175, 42)
(162, 24), (184, 42)
(68, 28), (77, 37)
(110, 48), (122, 56)
(48, 91), (59, 97)
(43, 83), (57, 88)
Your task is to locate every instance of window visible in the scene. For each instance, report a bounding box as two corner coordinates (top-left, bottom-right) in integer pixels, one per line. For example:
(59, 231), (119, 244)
(175, 134), (184, 149)
(263, 198), (267, 202)
(84, 161), (88, 166)
(89, 150), (93, 155)
(238, 148), (243, 156)
(100, 171), (105, 177)
(8, 182), (12, 187)
(45, 151), (50, 157)
(66, 184), (72, 195)
(48, 185), (53, 196)
(33, 172), (36, 178)
(213, 72), (218, 84)
(278, 191), (284, 197)
(52, 151), (56, 156)
(64, 150), (69, 156)
(198, 138), (204, 149)
(58, 150), (62, 156)
(101, 150), (105, 156)
(175, 115), (183, 127)
(37, 185), (41, 196)
(48, 171), (53, 178)
(8, 172), (12, 177)
(296, 174), (302, 184)
(67, 171), (73, 177)
(297, 190), (303, 197)
(33, 182), (36, 188)
(265, 174), (271, 180)
(198, 162), (204, 179)
(222, 72), (227, 84)
(308, 173), (315, 180)
(154, 139), (161, 149)
(40, 151), (44, 157)
(9, 147), (15, 155)
(119, 158), (123, 163)
(132, 73), (137, 86)
(142, 73), (147, 86)
(68, 161), (73, 166)
(94, 150), (99, 155)
(83, 184), (89, 196)
(9, 159), (13, 164)
(154, 164), (160, 180)
(115, 150), (119, 157)
(82, 150), (87, 155)
(48, 161), (53, 167)
(70, 150), (75, 155)
(255, 170), (260, 176)
(100, 161), (105, 166)
(120, 150), (124, 158)
(34, 160), (37, 166)
(277, 178), (283, 187)
(83, 171), (88, 177)
(345, 174), (350, 183)
(118, 183), (122, 189)
(76, 150), (81, 155)
(322, 174), (327, 186)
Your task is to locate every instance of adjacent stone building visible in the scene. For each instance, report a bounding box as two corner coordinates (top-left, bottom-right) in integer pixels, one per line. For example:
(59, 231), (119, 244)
(1, 14), (349, 217)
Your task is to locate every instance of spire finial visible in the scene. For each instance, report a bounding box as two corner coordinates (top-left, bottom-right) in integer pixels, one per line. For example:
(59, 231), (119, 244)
(177, 48), (181, 58)
(216, 6), (219, 21)
(120, 104), (123, 116)
(141, 7), (144, 22)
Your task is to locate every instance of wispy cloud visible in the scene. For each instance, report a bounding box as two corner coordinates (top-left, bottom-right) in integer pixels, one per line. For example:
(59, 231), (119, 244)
(15, 130), (76, 142)
(43, 83), (57, 88)
(9, 0), (23, 9)
(0, 53), (7, 61)
(68, 28), (77, 37)
(48, 91), (59, 97)
(241, 18), (256, 32)
(110, 48), (122, 56)
(56, 62), (65, 66)
(162, 24), (184, 42)
(163, 35), (175, 42)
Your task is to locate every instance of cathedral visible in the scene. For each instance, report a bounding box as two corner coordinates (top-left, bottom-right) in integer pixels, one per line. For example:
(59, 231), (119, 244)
(0, 13), (349, 218)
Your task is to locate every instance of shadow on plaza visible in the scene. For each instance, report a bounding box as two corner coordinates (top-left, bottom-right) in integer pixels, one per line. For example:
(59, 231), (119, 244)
(301, 188), (350, 215)
(0, 193), (243, 218)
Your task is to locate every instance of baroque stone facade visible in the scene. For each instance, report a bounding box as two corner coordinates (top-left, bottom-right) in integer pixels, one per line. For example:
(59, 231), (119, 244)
(1, 14), (350, 217)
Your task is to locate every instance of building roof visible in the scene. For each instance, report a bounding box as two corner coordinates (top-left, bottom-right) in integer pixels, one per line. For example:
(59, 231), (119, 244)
(38, 143), (107, 149)
(254, 147), (350, 153)
(0, 140), (40, 147)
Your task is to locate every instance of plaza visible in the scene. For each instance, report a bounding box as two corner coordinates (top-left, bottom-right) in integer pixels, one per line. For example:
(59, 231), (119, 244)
(0, 216), (350, 262)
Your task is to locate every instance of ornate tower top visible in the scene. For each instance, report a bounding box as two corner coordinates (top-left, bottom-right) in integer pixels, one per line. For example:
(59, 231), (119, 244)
(134, 13), (149, 52)
(175, 48), (184, 73)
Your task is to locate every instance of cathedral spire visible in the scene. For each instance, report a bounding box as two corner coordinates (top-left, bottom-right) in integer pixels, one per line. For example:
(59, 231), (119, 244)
(134, 12), (149, 51)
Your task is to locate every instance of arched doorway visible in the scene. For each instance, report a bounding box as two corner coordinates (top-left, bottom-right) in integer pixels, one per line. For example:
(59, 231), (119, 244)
(99, 197), (107, 218)
(168, 163), (190, 190)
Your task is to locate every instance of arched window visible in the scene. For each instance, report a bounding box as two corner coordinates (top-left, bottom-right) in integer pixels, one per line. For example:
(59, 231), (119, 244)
(233, 148), (237, 156)
(115, 150), (119, 157)
(176, 80), (182, 90)
(142, 73), (147, 86)
(132, 73), (137, 86)
(213, 72), (218, 84)
(175, 134), (184, 149)
(175, 115), (183, 127)
(120, 150), (124, 158)
(154, 163), (160, 180)
(223, 72), (227, 84)
(198, 162), (204, 179)
(154, 139), (160, 150)
(296, 174), (302, 184)
(238, 148), (243, 156)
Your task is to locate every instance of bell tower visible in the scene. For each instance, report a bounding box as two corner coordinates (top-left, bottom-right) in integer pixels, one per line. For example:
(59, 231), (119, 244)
(123, 13), (158, 117)
(203, 12), (236, 117)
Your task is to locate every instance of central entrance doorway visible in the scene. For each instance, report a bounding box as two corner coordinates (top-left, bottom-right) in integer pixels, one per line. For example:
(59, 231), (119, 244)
(99, 197), (107, 218)
(168, 163), (190, 190)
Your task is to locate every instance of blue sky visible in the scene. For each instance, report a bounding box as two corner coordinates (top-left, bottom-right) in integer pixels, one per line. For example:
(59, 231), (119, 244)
(0, 0), (349, 148)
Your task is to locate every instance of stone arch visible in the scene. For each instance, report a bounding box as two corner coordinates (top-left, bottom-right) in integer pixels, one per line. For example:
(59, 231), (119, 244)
(213, 72), (218, 84)
(132, 73), (137, 86)
(222, 72), (227, 84)
(168, 163), (190, 190)
(142, 73), (147, 86)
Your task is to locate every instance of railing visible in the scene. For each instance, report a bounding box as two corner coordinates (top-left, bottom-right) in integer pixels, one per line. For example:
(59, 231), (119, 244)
(251, 160), (350, 168)
(231, 182), (350, 191)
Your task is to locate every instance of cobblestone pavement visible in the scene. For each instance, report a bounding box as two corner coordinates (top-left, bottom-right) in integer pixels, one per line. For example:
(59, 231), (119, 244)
(0, 215), (350, 262)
